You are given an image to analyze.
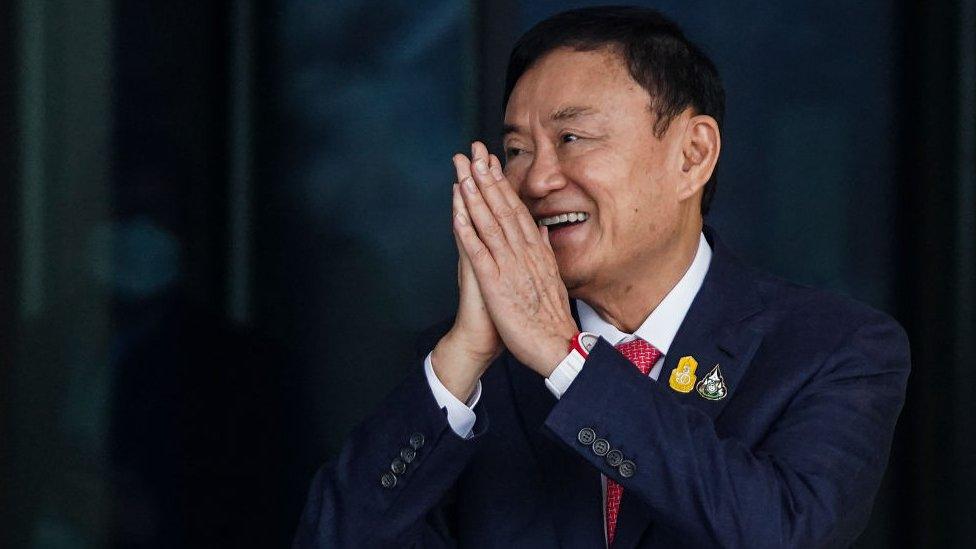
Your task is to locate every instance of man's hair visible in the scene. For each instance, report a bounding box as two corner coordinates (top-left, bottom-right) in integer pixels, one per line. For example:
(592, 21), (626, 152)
(504, 6), (725, 215)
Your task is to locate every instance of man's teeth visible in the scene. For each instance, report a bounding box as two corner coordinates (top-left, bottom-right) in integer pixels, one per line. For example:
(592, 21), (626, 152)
(537, 212), (589, 226)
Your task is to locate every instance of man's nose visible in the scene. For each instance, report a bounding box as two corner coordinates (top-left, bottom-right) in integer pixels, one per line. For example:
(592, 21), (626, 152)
(519, 145), (567, 200)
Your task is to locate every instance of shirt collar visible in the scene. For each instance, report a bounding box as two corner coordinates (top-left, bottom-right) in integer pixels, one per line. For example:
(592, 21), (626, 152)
(576, 232), (712, 356)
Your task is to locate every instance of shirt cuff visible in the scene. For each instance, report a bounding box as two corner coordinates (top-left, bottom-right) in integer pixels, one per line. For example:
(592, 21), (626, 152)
(544, 349), (585, 399)
(424, 351), (481, 439)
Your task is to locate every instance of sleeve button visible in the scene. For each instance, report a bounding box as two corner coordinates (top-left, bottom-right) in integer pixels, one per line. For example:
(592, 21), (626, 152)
(606, 449), (624, 467)
(380, 472), (398, 489)
(391, 458), (407, 474)
(577, 427), (597, 445)
(618, 460), (636, 478)
(592, 438), (610, 456)
(409, 432), (426, 449)
(400, 447), (416, 463)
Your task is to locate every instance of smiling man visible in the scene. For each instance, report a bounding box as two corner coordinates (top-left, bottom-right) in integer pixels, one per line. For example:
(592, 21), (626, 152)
(293, 7), (909, 548)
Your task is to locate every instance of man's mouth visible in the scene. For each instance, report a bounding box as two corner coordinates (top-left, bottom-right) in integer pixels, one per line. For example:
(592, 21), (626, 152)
(535, 211), (589, 231)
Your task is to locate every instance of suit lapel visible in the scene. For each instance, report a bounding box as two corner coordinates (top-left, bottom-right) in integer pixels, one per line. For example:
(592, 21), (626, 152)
(660, 227), (765, 421)
(612, 227), (766, 548)
(506, 299), (605, 547)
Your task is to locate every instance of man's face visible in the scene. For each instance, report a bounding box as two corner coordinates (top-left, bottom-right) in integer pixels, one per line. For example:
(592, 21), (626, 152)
(503, 47), (694, 295)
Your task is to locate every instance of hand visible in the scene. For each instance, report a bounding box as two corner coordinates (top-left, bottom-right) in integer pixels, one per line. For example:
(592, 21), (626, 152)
(452, 141), (578, 377)
(431, 151), (504, 402)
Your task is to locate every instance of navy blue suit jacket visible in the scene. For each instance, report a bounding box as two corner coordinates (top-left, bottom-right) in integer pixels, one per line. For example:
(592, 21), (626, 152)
(293, 227), (910, 548)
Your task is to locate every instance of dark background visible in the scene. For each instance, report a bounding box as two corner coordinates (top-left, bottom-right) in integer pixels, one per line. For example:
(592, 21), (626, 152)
(1, 1), (974, 547)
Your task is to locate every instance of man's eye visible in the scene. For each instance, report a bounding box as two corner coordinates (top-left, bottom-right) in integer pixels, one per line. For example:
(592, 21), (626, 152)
(505, 147), (523, 158)
(561, 133), (580, 144)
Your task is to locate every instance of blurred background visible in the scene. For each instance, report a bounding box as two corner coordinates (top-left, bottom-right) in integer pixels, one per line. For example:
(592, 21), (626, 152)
(1, 0), (973, 547)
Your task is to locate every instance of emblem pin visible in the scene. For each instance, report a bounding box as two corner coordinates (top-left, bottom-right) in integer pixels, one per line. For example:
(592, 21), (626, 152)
(696, 364), (728, 400)
(669, 356), (698, 393)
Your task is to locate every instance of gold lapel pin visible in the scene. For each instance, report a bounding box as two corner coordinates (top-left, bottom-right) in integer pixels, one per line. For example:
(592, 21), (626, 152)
(669, 356), (698, 393)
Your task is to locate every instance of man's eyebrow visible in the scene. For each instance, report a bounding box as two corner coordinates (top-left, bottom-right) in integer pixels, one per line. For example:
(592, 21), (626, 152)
(550, 105), (597, 121)
(502, 106), (599, 137)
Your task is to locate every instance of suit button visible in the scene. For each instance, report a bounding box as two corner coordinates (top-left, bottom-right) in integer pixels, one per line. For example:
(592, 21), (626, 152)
(380, 472), (398, 489)
(409, 432), (425, 449)
(618, 460), (636, 478)
(592, 438), (610, 456)
(400, 447), (416, 463)
(577, 427), (597, 445)
(391, 458), (406, 474)
(606, 449), (624, 467)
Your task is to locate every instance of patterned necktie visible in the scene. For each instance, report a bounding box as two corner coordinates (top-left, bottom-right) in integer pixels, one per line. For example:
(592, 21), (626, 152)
(606, 338), (662, 546)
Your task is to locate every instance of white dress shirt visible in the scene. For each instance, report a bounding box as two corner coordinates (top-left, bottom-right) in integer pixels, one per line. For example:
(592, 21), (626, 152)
(424, 232), (712, 438)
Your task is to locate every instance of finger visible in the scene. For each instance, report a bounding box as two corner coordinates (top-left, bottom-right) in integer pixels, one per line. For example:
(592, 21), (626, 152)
(453, 183), (483, 293)
(459, 159), (514, 265)
(487, 153), (521, 210)
(452, 183), (475, 269)
(454, 202), (499, 281)
(452, 153), (473, 186)
(538, 223), (551, 249)
(491, 153), (540, 243)
(456, 233), (483, 304)
(454, 154), (498, 254)
(457, 152), (512, 255)
(452, 163), (491, 283)
(470, 142), (526, 246)
(456, 231), (478, 288)
(473, 141), (534, 225)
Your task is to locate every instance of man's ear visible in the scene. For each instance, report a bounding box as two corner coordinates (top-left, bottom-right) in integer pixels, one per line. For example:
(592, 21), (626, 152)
(677, 114), (721, 201)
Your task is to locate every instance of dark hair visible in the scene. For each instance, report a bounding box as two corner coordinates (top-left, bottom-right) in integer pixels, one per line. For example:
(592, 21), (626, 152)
(504, 6), (725, 215)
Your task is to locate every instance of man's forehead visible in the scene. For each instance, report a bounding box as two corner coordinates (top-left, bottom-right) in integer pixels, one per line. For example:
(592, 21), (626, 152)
(504, 49), (641, 129)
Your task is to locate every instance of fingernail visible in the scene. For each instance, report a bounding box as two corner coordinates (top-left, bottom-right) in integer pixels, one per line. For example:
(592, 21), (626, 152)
(473, 158), (488, 174)
(455, 212), (468, 226)
(463, 176), (478, 194)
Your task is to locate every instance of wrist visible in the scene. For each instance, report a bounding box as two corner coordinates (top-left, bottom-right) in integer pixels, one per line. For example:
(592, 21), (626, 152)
(537, 326), (585, 377)
(542, 331), (598, 397)
(431, 332), (491, 402)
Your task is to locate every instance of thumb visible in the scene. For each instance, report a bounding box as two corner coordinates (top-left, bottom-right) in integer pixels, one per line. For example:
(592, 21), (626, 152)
(453, 182), (483, 298)
(455, 231), (483, 299)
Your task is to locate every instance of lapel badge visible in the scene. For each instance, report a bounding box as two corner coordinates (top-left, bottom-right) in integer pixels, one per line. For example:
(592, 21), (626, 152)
(696, 364), (728, 401)
(668, 356), (698, 393)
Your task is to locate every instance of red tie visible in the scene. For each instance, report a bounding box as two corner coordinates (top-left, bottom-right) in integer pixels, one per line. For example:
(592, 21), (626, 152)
(606, 338), (662, 545)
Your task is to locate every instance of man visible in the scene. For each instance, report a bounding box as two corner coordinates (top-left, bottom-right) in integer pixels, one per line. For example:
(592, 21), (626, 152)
(293, 7), (909, 548)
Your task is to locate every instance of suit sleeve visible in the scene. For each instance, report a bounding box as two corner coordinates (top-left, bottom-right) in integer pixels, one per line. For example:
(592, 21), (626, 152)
(292, 324), (488, 548)
(542, 315), (910, 548)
